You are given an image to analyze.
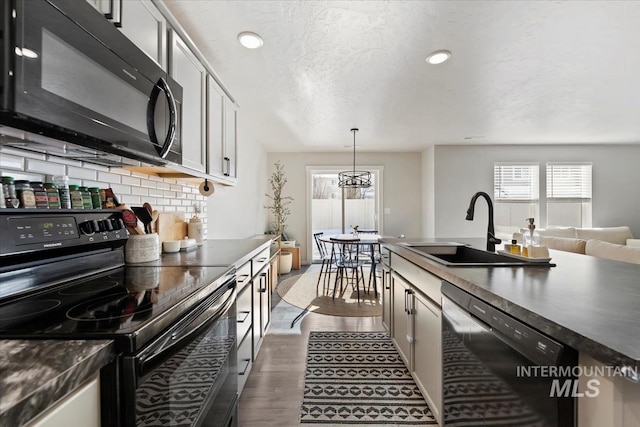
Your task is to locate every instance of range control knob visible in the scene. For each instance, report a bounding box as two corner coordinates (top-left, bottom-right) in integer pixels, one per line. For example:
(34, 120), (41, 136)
(102, 219), (114, 232)
(79, 220), (96, 235)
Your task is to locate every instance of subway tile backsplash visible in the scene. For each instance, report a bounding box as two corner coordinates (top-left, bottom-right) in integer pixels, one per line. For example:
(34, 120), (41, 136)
(1, 148), (207, 234)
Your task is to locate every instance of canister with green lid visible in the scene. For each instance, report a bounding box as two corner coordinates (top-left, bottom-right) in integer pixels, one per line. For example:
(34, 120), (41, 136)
(79, 186), (92, 209)
(69, 185), (84, 209)
(88, 187), (101, 209)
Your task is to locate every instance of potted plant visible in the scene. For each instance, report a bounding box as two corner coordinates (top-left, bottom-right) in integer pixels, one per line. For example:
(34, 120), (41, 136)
(265, 161), (294, 274)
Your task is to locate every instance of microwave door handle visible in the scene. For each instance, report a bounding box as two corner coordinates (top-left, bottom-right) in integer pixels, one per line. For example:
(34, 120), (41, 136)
(147, 78), (177, 159)
(136, 289), (234, 375)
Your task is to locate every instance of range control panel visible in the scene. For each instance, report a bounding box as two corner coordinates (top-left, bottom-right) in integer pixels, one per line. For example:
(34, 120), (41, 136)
(0, 210), (128, 257)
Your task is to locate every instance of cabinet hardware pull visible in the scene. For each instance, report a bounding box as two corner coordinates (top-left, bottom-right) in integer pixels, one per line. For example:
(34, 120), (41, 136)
(224, 157), (230, 176)
(237, 311), (251, 323)
(238, 358), (251, 375)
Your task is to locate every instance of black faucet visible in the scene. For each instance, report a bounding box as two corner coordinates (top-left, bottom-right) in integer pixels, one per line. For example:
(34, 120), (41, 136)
(466, 191), (502, 252)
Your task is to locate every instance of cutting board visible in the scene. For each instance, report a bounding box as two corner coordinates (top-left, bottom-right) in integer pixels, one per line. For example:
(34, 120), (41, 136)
(156, 212), (187, 243)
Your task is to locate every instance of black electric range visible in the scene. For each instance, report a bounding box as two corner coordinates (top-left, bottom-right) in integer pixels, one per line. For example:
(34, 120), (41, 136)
(0, 210), (239, 426)
(0, 210), (234, 352)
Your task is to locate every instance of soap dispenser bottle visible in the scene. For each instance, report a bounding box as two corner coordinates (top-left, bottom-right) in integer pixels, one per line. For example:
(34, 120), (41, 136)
(523, 217), (540, 256)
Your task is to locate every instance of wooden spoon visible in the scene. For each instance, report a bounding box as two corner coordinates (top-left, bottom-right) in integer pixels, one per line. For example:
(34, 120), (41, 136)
(150, 210), (159, 234)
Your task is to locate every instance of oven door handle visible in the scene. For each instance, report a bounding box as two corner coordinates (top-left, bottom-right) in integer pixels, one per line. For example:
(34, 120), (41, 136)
(136, 284), (235, 375)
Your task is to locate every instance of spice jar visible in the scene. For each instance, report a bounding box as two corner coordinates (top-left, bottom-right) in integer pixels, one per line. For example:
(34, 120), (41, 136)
(89, 187), (101, 209)
(79, 186), (93, 209)
(15, 180), (36, 209)
(69, 185), (84, 209)
(44, 182), (61, 209)
(2, 176), (18, 208)
(52, 175), (71, 209)
(30, 182), (50, 209)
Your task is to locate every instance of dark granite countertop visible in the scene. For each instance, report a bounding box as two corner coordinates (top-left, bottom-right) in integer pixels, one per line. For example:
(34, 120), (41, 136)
(143, 236), (275, 268)
(381, 237), (640, 370)
(0, 340), (114, 426)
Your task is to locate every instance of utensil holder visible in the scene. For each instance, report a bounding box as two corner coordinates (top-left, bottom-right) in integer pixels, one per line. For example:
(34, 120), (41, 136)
(125, 234), (160, 263)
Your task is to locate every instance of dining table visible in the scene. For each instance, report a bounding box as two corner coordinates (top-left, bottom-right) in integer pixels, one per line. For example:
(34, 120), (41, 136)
(318, 233), (382, 296)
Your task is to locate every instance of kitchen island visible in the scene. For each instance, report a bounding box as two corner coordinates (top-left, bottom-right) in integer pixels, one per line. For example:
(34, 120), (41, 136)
(381, 237), (640, 427)
(381, 237), (640, 369)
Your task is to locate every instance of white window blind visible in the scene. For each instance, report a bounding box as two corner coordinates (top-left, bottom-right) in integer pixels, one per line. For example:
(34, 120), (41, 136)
(546, 163), (592, 200)
(494, 164), (539, 201)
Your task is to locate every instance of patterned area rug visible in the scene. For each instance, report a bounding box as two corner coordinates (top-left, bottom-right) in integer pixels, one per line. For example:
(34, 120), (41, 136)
(300, 331), (437, 425)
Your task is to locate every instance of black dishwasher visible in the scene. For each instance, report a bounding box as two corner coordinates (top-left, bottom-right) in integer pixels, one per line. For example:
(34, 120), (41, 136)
(441, 281), (576, 426)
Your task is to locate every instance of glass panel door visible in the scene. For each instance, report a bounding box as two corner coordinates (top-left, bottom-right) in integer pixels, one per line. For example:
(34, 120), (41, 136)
(309, 168), (380, 262)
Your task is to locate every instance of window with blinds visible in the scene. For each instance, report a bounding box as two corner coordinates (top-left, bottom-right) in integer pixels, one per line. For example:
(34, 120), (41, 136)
(546, 163), (592, 228)
(546, 163), (592, 200)
(494, 164), (539, 201)
(493, 163), (540, 239)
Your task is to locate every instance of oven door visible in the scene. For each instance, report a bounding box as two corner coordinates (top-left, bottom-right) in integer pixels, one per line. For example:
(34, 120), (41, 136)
(120, 279), (237, 427)
(4, 0), (181, 165)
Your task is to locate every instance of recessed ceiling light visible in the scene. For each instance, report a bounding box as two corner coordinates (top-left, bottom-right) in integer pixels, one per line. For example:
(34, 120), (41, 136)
(237, 31), (263, 49)
(426, 50), (451, 65)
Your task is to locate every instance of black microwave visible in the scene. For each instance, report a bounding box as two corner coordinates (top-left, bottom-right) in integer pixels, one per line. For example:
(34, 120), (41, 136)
(0, 0), (182, 165)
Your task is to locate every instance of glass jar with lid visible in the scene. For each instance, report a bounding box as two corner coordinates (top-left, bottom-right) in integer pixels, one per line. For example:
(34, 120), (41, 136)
(15, 180), (36, 209)
(68, 185), (84, 209)
(79, 186), (93, 209)
(88, 187), (101, 209)
(44, 182), (61, 209)
(30, 182), (50, 209)
(2, 176), (18, 208)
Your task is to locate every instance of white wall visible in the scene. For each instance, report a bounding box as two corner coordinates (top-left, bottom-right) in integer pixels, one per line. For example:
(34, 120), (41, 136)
(266, 152), (423, 263)
(428, 144), (640, 239)
(205, 119), (268, 239)
(422, 145), (436, 237)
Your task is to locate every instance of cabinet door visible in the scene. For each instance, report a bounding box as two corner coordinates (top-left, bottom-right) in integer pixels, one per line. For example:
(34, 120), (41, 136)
(223, 97), (238, 179)
(391, 272), (412, 368)
(29, 375), (100, 427)
(119, 0), (167, 69)
(170, 31), (206, 172)
(382, 264), (392, 333)
(207, 75), (225, 178)
(413, 290), (442, 425)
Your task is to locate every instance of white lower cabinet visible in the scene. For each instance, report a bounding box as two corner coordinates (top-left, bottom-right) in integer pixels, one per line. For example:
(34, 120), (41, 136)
(381, 263), (392, 333)
(413, 290), (442, 424)
(391, 272), (412, 368)
(28, 375), (101, 427)
(390, 255), (443, 426)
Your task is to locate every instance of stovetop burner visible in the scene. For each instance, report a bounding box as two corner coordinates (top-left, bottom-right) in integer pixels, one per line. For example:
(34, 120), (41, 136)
(59, 281), (120, 295)
(1, 299), (62, 320)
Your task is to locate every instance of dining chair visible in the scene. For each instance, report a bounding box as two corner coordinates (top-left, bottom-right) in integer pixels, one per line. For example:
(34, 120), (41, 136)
(313, 232), (334, 292)
(330, 237), (366, 301)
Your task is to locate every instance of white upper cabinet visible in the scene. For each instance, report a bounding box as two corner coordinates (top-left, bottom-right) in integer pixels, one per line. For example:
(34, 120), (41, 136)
(207, 76), (225, 178)
(207, 76), (238, 183)
(223, 97), (238, 180)
(170, 30), (206, 172)
(86, 0), (167, 69)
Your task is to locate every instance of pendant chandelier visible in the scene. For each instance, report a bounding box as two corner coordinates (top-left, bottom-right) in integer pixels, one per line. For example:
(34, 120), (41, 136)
(338, 128), (371, 188)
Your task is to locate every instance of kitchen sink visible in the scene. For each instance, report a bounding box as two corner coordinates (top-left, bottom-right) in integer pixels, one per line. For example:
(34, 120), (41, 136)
(399, 242), (545, 267)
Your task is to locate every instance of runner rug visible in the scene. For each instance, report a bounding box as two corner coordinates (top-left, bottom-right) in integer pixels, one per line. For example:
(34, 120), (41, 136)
(300, 331), (437, 425)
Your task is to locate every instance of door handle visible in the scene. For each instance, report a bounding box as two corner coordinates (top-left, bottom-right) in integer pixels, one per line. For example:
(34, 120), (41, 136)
(148, 78), (177, 158)
(238, 358), (251, 376)
(224, 157), (230, 176)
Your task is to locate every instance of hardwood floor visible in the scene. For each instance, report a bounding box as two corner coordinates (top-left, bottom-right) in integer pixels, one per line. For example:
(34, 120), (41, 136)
(238, 268), (384, 426)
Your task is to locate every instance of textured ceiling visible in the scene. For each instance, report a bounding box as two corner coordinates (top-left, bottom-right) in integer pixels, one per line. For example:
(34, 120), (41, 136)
(163, 0), (640, 152)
